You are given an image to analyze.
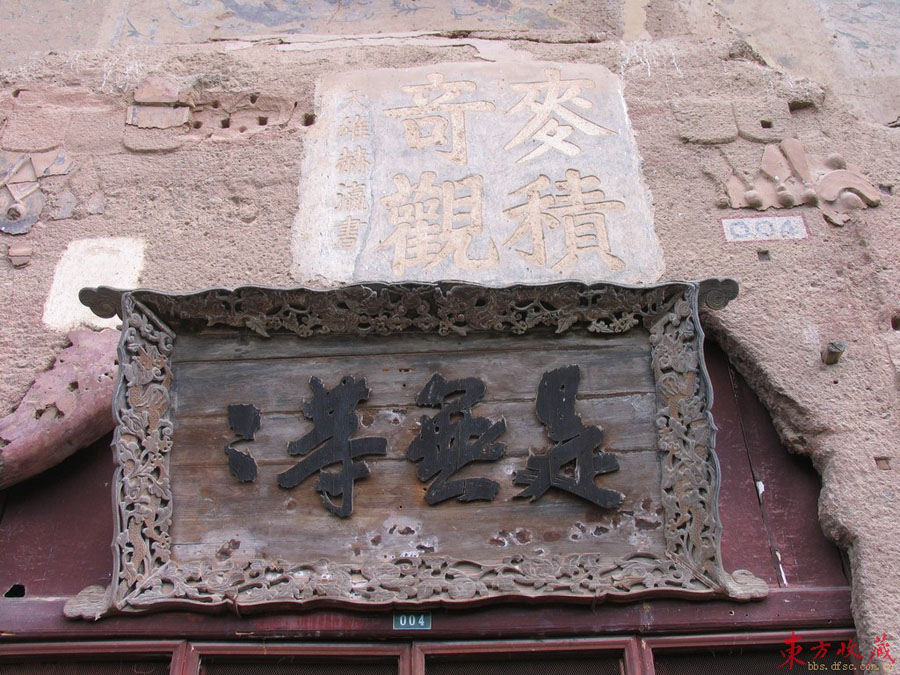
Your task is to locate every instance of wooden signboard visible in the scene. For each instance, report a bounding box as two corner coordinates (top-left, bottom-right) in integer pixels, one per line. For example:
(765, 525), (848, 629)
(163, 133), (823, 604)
(66, 281), (767, 620)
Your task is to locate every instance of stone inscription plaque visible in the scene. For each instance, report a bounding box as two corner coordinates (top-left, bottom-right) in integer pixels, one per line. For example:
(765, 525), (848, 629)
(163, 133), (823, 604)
(66, 281), (767, 620)
(293, 62), (664, 285)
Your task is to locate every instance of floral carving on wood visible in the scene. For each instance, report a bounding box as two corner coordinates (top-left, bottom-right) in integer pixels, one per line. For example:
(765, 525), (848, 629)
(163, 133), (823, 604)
(67, 280), (767, 620)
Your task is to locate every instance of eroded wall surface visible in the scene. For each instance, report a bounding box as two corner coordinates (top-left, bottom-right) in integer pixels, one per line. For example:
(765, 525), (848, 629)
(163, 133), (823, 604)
(0, 0), (898, 659)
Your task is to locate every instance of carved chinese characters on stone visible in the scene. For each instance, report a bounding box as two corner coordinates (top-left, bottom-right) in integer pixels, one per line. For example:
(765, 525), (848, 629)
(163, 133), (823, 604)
(336, 216), (365, 250)
(277, 375), (387, 518)
(504, 68), (615, 164)
(384, 73), (495, 166)
(337, 181), (368, 212)
(294, 62), (663, 285)
(337, 146), (371, 173)
(331, 92), (374, 251)
(339, 114), (370, 139)
(515, 365), (624, 509)
(380, 172), (498, 274)
(505, 170), (625, 271)
(224, 403), (260, 483)
(407, 374), (507, 504)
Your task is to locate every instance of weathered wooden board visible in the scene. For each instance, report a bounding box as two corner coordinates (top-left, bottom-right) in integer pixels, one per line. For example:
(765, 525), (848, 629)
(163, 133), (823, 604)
(172, 397), (658, 462)
(169, 453), (664, 563)
(66, 281), (768, 620)
(168, 327), (662, 565)
(171, 338), (655, 415)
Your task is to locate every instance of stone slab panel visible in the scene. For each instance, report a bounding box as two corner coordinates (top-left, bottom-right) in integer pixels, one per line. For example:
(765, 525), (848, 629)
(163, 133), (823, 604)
(42, 237), (145, 331)
(293, 61), (663, 285)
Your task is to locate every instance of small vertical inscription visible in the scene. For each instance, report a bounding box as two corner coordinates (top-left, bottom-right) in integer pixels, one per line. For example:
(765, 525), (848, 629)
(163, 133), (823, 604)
(329, 91), (374, 251)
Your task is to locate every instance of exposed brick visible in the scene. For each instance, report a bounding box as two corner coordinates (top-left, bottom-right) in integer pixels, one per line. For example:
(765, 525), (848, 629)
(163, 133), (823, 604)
(674, 99), (737, 144)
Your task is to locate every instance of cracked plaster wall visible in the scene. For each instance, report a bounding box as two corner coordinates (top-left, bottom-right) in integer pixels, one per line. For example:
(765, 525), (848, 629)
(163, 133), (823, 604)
(0, 0), (898, 660)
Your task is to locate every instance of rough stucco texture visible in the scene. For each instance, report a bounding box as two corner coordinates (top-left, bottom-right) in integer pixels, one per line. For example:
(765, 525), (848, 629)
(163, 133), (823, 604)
(0, 0), (898, 660)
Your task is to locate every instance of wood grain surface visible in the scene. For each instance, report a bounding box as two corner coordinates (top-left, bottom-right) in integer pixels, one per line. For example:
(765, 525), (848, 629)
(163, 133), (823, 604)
(168, 327), (664, 566)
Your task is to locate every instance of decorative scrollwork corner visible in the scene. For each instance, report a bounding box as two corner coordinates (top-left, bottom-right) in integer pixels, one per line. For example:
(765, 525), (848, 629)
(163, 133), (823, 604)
(698, 278), (740, 311)
(63, 584), (112, 620)
(79, 286), (125, 320)
(722, 569), (770, 600)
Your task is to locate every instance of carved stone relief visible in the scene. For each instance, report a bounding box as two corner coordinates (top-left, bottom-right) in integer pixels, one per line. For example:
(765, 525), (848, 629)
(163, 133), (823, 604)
(675, 97), (882, 226)
(723, 139), (881, 226)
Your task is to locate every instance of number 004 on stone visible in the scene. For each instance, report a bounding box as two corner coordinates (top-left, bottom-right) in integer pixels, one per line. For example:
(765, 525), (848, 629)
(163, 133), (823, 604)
(66, 281), (767, 620)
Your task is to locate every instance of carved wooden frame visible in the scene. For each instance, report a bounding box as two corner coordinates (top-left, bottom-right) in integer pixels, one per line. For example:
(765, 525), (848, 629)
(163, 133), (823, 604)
(67, 280), (767, 620)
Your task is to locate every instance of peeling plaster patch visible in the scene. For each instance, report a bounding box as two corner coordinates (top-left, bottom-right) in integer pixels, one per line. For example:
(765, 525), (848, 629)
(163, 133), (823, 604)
(674, 99), (737, 145)
(123, 126), (188, 153)
(722, 214), (808, 243)
(623, 0), (650, 41)
(885, 338), (900, 379)
(51, 190), (77, 220)
(134, 75), (194, 105)
(42, 238), (145, 331)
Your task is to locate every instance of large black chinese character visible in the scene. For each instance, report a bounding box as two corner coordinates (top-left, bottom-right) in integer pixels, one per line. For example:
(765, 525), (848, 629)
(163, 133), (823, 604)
(277, 375), (387, 518)
(225, 403), (261, 483)
(408, 373), (507, 504)
(514, 365), (623, 509)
